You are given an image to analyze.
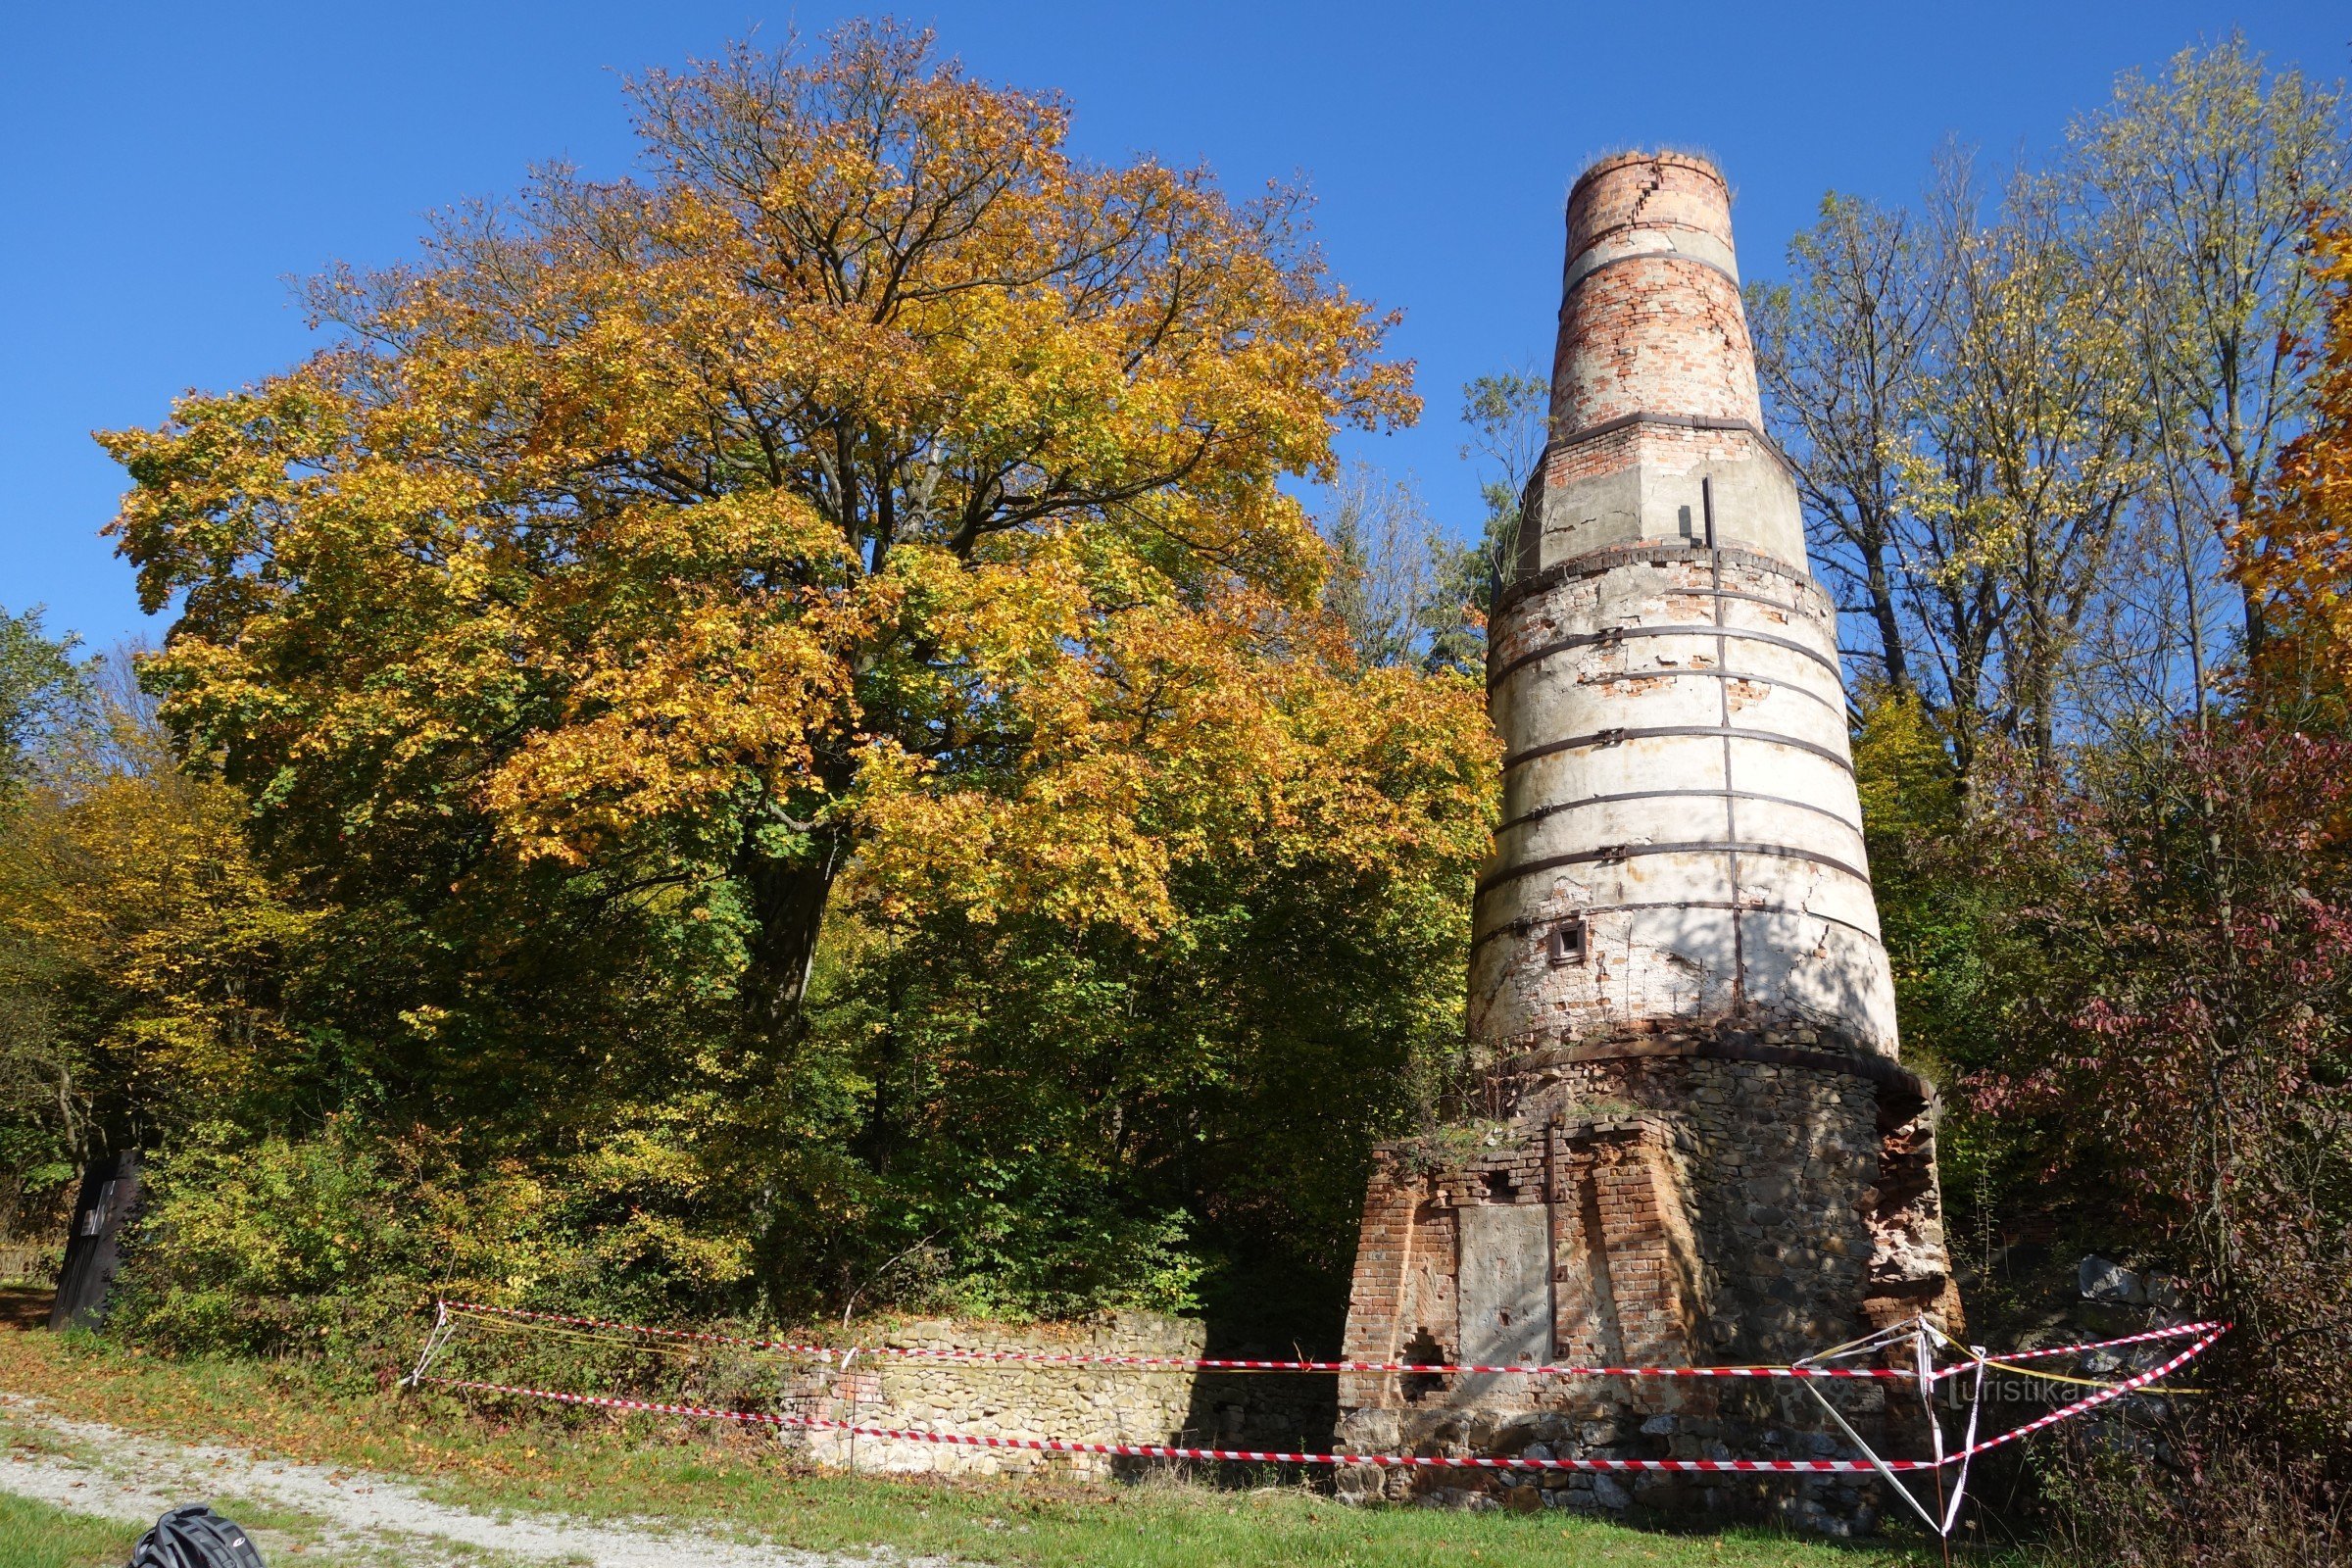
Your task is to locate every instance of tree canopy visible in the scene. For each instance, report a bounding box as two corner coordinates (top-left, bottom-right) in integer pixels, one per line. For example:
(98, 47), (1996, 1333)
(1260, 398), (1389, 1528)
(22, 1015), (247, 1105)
(73, 23), (1493, 1331)
(103, 22), (1429, 1054)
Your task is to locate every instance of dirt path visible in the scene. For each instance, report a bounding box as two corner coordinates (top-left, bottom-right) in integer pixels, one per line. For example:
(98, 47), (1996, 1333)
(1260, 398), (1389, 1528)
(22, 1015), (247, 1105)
(0, 1394), (950, 1568)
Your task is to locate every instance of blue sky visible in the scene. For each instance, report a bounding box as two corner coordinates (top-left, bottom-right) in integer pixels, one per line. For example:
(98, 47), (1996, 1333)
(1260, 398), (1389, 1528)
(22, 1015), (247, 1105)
(5, 1), (2347, 650)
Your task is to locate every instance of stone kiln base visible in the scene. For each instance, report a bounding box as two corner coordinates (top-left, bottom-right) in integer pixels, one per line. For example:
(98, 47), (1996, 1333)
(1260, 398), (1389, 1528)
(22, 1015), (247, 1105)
(1334, 1023), (1959, 1526)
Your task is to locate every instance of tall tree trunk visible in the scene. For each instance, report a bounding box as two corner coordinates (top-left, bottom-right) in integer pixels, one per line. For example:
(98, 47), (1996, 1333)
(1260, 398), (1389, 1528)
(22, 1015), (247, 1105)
(740, 831), (846, 1052)
(1863, 525), (1912, 695)
(2239, 580), (2269, 662)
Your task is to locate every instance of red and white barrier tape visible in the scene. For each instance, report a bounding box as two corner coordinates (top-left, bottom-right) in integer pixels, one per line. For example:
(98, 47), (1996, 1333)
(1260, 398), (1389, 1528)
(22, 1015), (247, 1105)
(439, 1300), (1910, 1380)
(413, 1314), (2229, 1517)
(1949, 1325), (2228, 1459)
(1932, 1319), (2225, 1383)
(415, 1374), (1938, 1473)
(1972, 1320), (2222, 1364)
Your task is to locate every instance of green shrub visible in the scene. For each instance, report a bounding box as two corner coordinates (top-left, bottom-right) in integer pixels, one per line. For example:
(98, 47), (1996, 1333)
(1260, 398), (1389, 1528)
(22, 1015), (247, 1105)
(111, 1117), (582, 1366)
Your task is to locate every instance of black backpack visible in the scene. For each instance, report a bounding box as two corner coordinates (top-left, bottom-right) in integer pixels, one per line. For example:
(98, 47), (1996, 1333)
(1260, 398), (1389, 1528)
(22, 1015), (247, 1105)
(126, 1506), (265, 1567)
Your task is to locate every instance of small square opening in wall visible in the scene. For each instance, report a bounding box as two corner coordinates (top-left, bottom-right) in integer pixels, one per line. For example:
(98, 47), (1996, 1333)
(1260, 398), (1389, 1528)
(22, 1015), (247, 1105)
(1546, 916), (1588, 965)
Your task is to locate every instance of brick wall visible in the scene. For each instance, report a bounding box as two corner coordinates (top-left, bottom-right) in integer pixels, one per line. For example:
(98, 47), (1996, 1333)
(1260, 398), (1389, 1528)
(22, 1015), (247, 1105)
(1332, 1061), (1910, 1529)
(1550, 154), (1760, 435)
(1552, 256), (1761, 431)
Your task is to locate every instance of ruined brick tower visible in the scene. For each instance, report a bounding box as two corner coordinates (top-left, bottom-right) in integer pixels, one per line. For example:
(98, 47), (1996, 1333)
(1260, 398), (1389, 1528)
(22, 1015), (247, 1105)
(1336, 153), (1957, 1525)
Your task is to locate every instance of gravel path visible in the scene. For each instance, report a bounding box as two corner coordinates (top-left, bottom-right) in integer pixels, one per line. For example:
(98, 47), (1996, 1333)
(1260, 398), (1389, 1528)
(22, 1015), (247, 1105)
(0, 1394), (946, 1567)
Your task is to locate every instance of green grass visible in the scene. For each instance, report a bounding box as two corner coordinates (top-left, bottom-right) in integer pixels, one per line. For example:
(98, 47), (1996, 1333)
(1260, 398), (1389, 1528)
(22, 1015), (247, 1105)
(0, 1493), (138, 1568)
(0, 1330), (1954, 1568)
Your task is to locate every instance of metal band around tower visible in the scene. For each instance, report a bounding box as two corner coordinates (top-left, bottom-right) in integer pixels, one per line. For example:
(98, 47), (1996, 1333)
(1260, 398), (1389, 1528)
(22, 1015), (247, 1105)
(1489, 624), (1843, 687)
(1499, 723), (1856, 776)
(1473, 839), (1872, 897)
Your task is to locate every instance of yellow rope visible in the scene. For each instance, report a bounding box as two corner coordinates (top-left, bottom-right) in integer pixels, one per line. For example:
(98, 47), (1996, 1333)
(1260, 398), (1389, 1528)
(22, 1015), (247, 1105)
(1977, 1356), (2203, 1395)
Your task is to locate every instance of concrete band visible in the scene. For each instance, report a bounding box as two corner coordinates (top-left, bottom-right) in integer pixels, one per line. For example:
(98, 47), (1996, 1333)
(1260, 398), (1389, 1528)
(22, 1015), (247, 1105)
(1561, 237), (1741, 299)
(1494, 786), (1864, 838)
(1491, 1035), (1933, 1109)
(1499, 723), (1857, 776)
(1495, 537), (1823, 617)
(1474, 839), (1873, 896)
(1602, 583), (1840, 616)
(1489, 624), (1843, 687)
(1562, 216), (1738, 254)
(1492, 583), (1835, 634)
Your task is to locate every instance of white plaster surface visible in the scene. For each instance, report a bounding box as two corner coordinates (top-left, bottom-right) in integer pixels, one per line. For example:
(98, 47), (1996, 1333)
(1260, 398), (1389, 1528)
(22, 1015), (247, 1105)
(1478, 544), (1900, 1052)
(1456, 1203), (1552, 1370)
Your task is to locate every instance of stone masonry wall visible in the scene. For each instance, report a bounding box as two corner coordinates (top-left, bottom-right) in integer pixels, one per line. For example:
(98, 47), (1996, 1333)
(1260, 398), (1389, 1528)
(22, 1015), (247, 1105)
(777, 1313), (1330, 1478)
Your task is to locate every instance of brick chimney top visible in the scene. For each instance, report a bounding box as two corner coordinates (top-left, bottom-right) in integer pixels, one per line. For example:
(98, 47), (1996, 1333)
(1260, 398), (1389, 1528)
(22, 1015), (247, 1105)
(1551, 152), (1757, 437)
(1564, 152), (1735, 274)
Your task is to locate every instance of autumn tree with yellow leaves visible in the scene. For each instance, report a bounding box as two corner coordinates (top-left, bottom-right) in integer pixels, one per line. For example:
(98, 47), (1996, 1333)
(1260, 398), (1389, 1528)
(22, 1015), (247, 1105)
(0, 644), (312, 1245)
(104, 24), (1464, 1048)
(93, 24), (1493, 1328)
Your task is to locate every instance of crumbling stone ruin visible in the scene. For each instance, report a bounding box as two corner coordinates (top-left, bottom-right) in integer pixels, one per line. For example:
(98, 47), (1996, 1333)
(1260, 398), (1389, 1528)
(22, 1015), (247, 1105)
(1336, 152), (1960, 1529)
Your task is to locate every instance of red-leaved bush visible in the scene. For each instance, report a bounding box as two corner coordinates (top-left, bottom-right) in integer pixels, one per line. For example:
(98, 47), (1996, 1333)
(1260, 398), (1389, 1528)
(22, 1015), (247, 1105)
(1968, 718), (2352, 1470)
